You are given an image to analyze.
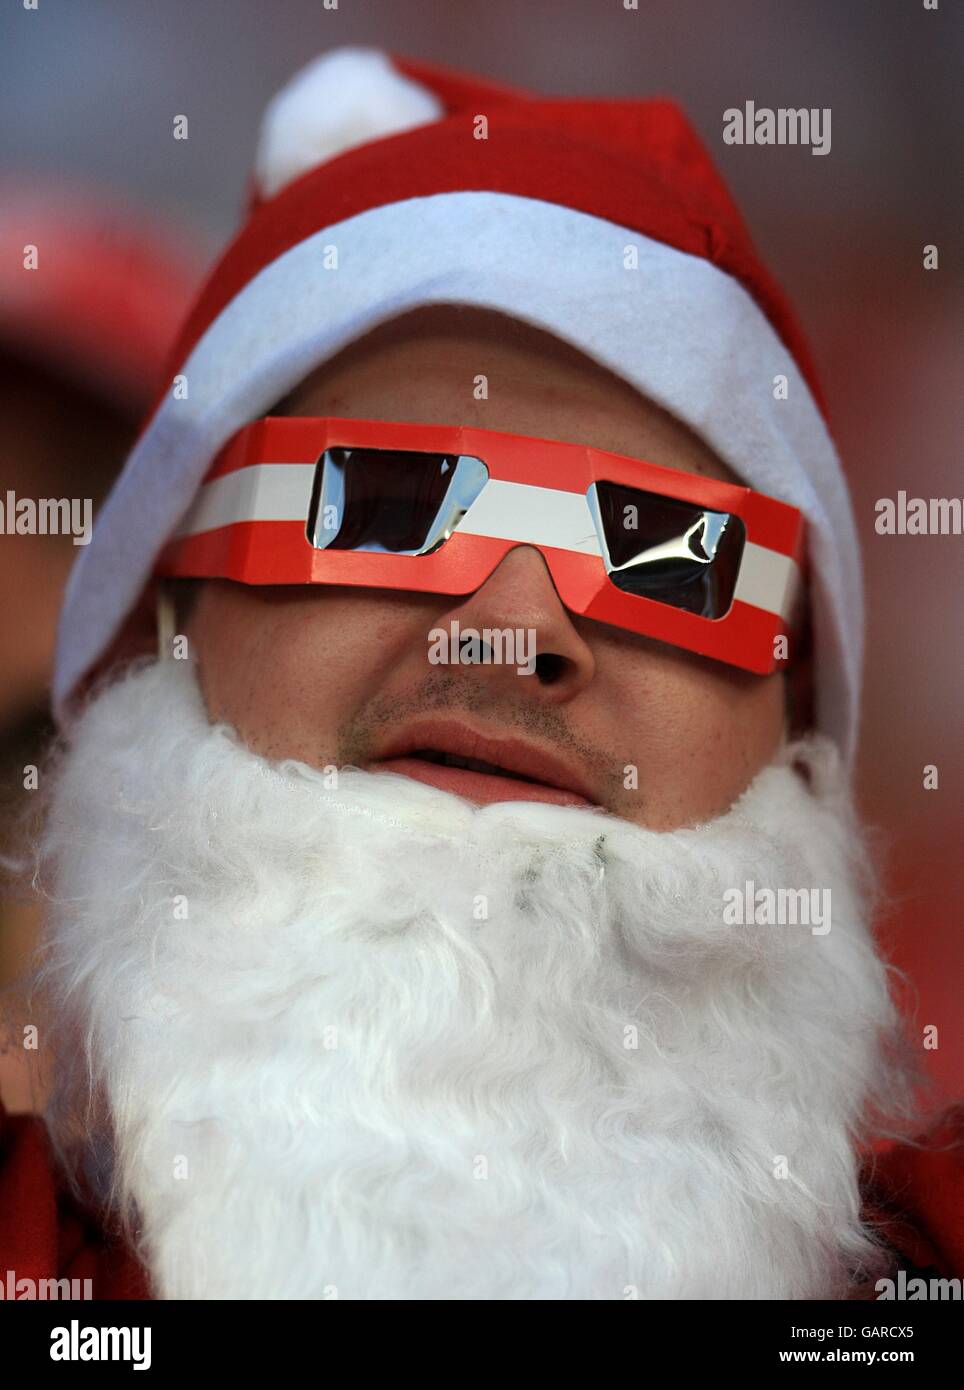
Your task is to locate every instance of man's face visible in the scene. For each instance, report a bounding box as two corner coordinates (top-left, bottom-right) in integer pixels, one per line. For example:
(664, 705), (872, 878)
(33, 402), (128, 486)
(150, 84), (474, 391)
(184, 306), (786, 830)
(34, 308), (901, 1302)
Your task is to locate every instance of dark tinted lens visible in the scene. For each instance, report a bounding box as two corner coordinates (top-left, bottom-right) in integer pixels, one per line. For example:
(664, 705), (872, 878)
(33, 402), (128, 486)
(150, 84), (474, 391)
(594, 481), (745, 619)
(308, 447), (470, 554)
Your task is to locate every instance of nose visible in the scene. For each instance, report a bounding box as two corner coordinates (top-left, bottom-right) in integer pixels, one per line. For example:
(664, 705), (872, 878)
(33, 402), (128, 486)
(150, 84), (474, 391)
(432, 545), (596, 702)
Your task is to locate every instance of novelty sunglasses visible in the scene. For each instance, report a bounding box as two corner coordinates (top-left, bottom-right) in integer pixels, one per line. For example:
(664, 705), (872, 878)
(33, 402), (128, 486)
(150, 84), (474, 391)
(155, 416), (805, 674)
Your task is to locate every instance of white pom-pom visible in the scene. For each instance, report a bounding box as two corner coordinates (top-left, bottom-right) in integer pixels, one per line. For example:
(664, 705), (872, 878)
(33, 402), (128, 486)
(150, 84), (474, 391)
(253, 47), (444, 199)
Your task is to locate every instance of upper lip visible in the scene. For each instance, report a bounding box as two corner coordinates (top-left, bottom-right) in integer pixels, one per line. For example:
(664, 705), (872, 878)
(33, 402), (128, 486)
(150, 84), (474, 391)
(372, 718), (599, 803)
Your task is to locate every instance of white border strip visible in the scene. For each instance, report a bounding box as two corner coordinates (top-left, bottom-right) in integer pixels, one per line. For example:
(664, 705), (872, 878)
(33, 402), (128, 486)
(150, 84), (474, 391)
(174, 464), (316, 537)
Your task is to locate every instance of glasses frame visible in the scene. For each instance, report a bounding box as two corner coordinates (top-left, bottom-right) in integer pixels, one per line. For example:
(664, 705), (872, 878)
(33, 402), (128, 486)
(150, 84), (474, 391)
(155, 416), (806, 675)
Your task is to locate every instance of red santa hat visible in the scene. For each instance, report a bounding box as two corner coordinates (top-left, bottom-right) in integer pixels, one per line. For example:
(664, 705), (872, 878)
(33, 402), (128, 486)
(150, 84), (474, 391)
(53, 46), (863, 763)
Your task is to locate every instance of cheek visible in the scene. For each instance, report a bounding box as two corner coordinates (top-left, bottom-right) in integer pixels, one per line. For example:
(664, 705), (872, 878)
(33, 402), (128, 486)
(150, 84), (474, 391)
(596, 643), (785, 827)
(188, 587), (423, 762)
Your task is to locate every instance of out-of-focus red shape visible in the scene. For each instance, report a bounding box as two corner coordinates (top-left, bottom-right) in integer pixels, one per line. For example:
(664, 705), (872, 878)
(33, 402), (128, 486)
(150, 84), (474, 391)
(0, 174), (201, 410)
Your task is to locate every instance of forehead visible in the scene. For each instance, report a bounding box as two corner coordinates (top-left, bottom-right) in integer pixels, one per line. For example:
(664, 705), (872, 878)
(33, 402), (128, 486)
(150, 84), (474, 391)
(279, 304), (741, 487)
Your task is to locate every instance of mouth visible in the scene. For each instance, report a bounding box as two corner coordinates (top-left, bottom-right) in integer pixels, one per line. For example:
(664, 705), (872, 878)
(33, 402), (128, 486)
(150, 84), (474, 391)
(368, 724), (599, 808)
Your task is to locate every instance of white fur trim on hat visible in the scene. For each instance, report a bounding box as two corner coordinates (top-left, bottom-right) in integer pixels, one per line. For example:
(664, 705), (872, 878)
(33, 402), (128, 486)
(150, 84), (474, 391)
(253, 47), (444, 200)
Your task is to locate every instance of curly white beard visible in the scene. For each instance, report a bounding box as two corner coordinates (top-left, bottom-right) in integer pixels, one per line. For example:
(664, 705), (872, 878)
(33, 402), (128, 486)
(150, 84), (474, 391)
(35, 657), (907, 1300)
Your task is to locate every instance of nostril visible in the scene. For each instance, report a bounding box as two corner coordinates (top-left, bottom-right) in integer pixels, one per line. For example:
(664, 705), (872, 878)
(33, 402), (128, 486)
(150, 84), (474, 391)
(535, 652), (567, 685)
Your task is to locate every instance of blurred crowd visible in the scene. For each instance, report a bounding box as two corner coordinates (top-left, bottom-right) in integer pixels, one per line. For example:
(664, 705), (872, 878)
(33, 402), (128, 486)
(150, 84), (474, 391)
(0, 178), (200, 1109)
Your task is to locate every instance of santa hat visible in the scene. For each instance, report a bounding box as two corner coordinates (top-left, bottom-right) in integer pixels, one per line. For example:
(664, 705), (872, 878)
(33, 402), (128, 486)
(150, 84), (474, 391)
(53, 47), (862, 764)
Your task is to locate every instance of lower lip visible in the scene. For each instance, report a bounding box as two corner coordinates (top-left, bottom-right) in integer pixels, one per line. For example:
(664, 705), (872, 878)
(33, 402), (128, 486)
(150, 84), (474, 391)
(369, 757), (595, 808)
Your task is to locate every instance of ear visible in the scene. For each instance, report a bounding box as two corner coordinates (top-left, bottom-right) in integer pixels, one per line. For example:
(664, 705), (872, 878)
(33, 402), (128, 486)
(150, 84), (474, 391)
(65, 581), (159, 714)
(785, 603), (815, 746)
(98, 581), (160, 669)
(166, 577), (205, 634)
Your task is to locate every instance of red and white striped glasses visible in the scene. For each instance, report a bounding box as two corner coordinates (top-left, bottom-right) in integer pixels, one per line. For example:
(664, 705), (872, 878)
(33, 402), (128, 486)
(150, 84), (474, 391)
(156, 416), (806, 674)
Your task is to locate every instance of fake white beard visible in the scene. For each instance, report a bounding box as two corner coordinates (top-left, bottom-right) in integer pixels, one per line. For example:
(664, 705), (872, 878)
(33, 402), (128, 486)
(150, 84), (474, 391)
(36, 657), (905, 1301)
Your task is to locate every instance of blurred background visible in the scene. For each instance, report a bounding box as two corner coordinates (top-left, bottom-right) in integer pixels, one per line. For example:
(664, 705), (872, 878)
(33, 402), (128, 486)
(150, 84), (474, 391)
(0, 0), (961, 1109)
